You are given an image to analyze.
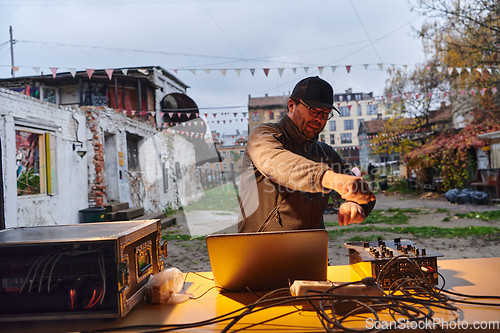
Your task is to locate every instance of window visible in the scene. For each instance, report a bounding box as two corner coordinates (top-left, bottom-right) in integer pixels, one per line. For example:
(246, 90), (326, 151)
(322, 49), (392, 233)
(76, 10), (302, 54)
(215, 163), (221, 171)
(269, 111), (274, 120)
(223, 162), (228, 171)
(127, 135), (140, 171)
(16, 129), (57, 196)
(367, 104), (378, 115)
(341, 133), (352, 144)
(339, 106), (350, 117)
(175, 162), (182, 179)
(329, 120), (336, 131)
(347, 95), (352, 101)
(357, 105), (362, 116)
(330, 134), (335, 145)
(240, 150), (245, 157)
(42, 87), (57, 104)
(222, 151), (227, 159)
(344, 119), (354, 130)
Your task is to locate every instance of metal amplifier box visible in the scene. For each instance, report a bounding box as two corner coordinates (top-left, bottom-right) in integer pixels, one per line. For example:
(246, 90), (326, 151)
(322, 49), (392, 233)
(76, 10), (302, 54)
(0, 220), (165, 321)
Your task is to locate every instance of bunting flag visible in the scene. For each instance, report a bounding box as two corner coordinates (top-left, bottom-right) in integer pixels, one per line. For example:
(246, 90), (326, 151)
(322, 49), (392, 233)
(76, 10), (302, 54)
(105, 69), (113, 80)
(12, 66), (19, 72)
(10, 63), (500, 82)
(86, 69), (94, 79)
(49, 67), (58, 79)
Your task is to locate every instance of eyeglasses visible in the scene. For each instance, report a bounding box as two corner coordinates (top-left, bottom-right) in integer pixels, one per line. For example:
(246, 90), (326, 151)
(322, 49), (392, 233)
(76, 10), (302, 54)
(298, 100), (334, 120)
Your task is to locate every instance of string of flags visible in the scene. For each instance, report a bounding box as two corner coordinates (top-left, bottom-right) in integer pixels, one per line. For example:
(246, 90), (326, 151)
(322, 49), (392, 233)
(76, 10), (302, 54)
(8, 62), (500, 79)
(112, 108), (249, 128)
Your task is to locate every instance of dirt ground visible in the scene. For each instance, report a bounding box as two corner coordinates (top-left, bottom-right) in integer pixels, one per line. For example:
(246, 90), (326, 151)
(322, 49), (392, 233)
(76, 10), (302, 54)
(162, 192), (500, 273)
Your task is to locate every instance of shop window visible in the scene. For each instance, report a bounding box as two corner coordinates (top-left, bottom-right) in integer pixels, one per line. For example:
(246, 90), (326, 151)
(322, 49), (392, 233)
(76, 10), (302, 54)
(330, 134), (335, 145)
(16, 129), (57, 196)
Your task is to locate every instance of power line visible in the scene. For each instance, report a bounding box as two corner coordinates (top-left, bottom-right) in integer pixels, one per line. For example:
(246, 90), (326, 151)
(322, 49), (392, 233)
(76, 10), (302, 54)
(349, 0), (383, 63)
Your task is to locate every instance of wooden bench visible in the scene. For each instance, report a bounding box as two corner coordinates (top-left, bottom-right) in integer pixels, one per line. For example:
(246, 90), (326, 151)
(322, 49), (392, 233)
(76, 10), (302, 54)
(470, 168), (500, 199)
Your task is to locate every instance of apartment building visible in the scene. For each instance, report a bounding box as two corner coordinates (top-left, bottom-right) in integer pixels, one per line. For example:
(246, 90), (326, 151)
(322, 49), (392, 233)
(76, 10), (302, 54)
(320, 88), (389, 166)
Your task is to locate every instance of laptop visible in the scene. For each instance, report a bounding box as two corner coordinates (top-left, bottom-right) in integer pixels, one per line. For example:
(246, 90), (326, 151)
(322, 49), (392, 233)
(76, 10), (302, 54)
(206, 229), (329, 292)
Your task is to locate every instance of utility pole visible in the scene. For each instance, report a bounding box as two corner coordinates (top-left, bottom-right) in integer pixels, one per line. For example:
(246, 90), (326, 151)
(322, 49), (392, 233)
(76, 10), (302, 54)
(9, 26), (15, 78)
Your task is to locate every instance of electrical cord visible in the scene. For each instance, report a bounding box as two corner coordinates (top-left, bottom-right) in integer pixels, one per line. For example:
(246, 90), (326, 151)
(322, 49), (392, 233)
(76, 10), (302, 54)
(88, 256), (499, 333)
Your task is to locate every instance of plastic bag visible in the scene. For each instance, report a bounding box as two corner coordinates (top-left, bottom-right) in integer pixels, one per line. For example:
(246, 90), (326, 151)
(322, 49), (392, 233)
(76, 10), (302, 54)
(145, 267), (190, 304)
(444, 188), (459, 203)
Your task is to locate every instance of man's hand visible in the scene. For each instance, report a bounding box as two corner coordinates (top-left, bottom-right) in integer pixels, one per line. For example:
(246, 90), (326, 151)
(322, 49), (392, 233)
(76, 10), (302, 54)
(321, 170), (375, 205)
(338, 202), (365, 226)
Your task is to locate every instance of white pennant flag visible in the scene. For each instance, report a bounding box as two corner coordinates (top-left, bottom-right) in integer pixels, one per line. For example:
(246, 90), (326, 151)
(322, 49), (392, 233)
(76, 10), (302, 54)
(278, 68), (284, 77)
(220, 69), (227, 76)
(137, 69), (148, 75)
(457, 68), (462, 74)
(32, 67), (40, 75)
(304, 67), (309, 74)
(69, 68), (77, 77)
(364, 64), (369, 70)
(378, 63), (383, 71)
(447, 67), (453, 75)
(331, 66), (337, 73)
(476, 68), (482, 75)
(318, 67), (324, 75)
(466, 68), (471, 74)
(121, 68), (128, 75)
(235, 69), (241, 77)
(292, 68), (297, 74)
(189, 69), (196, 75)
(204, 69), (211, 74)
(487, 68), (492, 74)
(437, 66), (443, 73)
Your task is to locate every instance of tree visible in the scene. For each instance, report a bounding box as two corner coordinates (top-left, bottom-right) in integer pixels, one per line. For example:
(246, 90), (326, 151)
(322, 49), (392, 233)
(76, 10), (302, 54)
(378, 0), (500, 188)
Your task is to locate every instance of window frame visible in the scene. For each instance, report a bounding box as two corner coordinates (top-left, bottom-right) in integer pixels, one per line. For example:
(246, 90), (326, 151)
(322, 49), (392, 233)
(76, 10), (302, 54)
(15, 127), (57, 196)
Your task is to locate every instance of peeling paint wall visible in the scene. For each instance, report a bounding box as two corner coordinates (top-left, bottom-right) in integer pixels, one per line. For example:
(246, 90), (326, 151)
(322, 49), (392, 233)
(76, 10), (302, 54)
(0, 88), (88, 228)
(84, 107), (202, 213)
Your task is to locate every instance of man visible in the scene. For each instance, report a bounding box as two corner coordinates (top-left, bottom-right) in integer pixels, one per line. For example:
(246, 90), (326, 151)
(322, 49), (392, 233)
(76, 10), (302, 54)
(238, 76), (376, 233)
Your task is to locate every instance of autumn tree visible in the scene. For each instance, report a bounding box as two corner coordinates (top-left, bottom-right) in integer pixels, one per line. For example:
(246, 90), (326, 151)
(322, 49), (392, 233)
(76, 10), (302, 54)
(378, 0), (500, 189)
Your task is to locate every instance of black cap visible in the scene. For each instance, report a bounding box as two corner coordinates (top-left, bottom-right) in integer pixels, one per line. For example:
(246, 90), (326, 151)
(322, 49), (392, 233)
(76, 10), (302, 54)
(291, 76), (340, 113)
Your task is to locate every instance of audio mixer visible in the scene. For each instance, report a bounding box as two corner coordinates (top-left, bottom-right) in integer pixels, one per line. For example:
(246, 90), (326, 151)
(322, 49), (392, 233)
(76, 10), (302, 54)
(344, 238), (443, 289)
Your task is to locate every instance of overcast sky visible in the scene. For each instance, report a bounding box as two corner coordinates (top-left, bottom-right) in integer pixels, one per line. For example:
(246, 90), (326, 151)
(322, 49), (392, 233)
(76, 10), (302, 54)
(0, 0), (427, 135)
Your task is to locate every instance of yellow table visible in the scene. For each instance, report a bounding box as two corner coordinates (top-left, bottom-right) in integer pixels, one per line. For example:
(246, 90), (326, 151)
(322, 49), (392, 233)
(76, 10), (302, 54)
(3, 258), (500, 332)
